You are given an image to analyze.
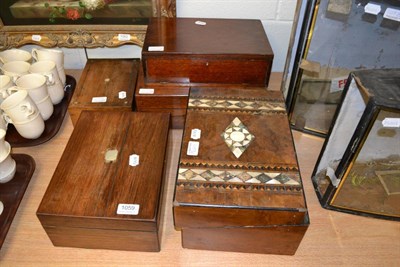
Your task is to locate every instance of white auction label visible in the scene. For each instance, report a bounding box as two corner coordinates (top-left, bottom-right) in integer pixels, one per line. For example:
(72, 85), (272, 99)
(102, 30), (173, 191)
(118, 34), (131, 41)
(365, 3), (381, 15)
(148, 46), (164, 52)
(118, 91), (127, 99)
(195, 20), (207, 26)
(117, 204), (140, 215)
(139, 88), (155, 95)
(91, 96), (107, 103)
(191, 128), (201, 140)
(129, 154), (139, 166)
(382, 118), (400, 128)
(187, 141), (199, 156)
(384, 8), (400, 22)
(32, 35), (42, 42)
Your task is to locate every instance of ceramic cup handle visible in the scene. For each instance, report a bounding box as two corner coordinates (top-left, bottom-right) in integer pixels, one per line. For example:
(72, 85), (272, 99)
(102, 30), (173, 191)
(20, 102), (35, 118)
(31, 48), (39, 61)
(6, 87), (19, 95)
(0, 90), (8, 99)
(11, 75), (20, 84)
(3, 113), (13, 125)
(45, 73), (55, 85)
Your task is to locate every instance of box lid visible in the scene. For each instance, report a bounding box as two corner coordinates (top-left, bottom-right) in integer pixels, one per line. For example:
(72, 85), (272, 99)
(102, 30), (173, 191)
(37, 111), (170, 232)
(174, 87), (308, 227)
(71, 59), (139, 108)
(143, 18), (273, 57)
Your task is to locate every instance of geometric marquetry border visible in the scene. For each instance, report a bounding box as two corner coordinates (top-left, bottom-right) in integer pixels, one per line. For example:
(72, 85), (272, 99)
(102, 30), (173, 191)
(189, 98), (286, 113)
(178, 168), (301, 187)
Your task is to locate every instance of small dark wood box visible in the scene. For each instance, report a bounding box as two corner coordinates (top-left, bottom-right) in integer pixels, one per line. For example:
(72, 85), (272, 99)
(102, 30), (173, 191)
(142, 18), (274, 86)
(68, 59), (139, 125)
(37, 111), (170, 252)
(135, 65), (189, 129)
(173, 87), (309, 255)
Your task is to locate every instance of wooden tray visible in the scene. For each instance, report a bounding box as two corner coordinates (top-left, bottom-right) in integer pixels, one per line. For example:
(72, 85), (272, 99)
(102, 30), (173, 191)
(6, 75), (76, 147)
(0, 154), (36, 249)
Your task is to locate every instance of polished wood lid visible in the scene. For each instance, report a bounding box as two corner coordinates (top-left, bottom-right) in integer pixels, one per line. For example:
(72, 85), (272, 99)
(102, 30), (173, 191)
(37, 111), (170, 231)
(143, 18), (273, 56)
(175, 87), (306, 211)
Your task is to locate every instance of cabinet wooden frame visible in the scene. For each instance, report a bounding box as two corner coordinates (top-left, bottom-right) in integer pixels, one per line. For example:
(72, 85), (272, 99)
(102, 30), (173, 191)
(0, 0), (176, 50)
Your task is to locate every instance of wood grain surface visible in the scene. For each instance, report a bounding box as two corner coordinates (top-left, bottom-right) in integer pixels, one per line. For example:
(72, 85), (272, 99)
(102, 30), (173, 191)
(135, 64), (189, 129)
(142, 18), (273, 85)
(0, 71), (398, 266)
(36, 111), (170, 251)
(68, 59), (139, 125)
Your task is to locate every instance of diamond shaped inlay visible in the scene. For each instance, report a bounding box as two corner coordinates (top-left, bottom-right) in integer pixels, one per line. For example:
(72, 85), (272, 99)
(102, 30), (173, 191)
(221, 117), (254, 158)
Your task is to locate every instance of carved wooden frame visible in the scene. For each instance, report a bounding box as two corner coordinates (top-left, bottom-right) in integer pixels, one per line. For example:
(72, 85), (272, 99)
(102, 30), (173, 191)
(0, 0), (176, 50)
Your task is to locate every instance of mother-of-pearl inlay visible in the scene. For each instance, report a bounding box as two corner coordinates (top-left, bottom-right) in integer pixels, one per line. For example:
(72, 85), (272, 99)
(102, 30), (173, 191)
(230, 131), (245, 142)
(221, 117), (254, 158)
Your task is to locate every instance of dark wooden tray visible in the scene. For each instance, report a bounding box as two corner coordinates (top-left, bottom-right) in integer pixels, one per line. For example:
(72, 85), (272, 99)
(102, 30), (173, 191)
(6, 75), (76, 147)
(0, 154), (35, 249)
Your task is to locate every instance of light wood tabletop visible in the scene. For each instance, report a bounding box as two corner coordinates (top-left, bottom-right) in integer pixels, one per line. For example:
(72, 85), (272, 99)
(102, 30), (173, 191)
(0, 71), (398, 266)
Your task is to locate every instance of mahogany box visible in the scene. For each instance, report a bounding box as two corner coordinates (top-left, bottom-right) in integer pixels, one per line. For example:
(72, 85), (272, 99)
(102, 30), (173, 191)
(68, 59), (139, 125)
(142, 18), (274, 86)
(173, 87), (309, 255)
(135, 64), (189, 129)
(37, 111), (170, 251)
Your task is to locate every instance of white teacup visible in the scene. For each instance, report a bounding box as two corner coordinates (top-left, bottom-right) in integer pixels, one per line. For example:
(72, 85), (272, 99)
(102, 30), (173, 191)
(0, 75), (13, 103)
(32, 48), (66, 85)
(0, 130), (16, 183)
(0, 49), (32, 64)
(15, 74), (54, 120)
(0, 61), (31, 83)
(29, 60), (64, 105)
(0, 89), (40, 124)
(13, 112), (45, 139)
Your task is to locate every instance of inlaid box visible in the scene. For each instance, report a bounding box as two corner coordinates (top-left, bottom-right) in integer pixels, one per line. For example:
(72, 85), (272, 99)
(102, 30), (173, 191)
(173, 87), (309, 255)
(68, 59), (139, 125)
(37, 111), (170, 251)
(135, 65), (189, 129)
(142, 18), (274, 86)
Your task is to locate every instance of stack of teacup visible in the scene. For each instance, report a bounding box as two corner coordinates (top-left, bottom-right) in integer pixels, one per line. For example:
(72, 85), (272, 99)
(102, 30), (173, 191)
(0, 48), (66, 184)
(0, 128), (16, 184)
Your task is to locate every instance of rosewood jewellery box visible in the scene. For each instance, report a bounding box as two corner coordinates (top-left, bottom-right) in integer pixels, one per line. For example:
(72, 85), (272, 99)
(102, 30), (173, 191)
(68, 59), (139, 125)
(137, 17), (274, 128)
(141, 17), (274, 86)
(173, 87), (310, 255)
(37, 111), (170, 251)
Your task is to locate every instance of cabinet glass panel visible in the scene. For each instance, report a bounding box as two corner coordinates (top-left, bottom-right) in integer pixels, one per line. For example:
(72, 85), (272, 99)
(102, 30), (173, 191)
(331, 110), (400, 217)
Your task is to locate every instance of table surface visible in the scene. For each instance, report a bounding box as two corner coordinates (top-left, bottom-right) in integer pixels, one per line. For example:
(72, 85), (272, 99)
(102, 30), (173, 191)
(1, 71), (399, 266)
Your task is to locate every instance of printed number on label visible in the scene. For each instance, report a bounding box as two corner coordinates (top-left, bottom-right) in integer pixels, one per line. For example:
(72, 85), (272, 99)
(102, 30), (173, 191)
(117, 204), (139, 215)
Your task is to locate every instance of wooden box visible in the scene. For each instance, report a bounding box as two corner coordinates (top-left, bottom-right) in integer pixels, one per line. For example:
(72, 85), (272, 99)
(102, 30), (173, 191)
(135, 64), (189, 129)
(142, 18), (274, 86)
(37, 111), (170, 251)
(68, 59), (140, 125)
(173, 87), (309, 255)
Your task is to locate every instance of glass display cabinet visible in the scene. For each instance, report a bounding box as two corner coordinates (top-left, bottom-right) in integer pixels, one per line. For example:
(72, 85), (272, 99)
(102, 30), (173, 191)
(283, 0), (400, 136)
(312, 69), (400, 221)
